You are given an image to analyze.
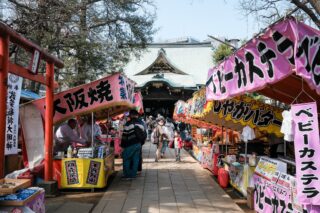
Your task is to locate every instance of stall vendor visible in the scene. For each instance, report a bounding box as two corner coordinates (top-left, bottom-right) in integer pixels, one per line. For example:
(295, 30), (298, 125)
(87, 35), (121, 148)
(54, 119), (87, 152)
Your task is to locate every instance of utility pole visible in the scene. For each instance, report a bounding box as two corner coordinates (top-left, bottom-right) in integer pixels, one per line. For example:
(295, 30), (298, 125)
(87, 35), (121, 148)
(207, 35), (238, 50)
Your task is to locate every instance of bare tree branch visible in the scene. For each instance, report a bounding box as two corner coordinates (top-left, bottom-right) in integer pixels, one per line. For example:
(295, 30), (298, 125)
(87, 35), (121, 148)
(291, 0), (320, 28)
(239, 0), (320, 29)
(308, 0), (320, 15)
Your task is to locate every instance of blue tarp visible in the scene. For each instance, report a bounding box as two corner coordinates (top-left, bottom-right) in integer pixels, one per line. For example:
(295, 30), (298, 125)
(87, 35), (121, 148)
(21, 90), (41, 100)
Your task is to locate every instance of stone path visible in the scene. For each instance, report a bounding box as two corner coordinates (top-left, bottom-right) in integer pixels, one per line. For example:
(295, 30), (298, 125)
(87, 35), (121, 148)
(93, 142), (244, 213)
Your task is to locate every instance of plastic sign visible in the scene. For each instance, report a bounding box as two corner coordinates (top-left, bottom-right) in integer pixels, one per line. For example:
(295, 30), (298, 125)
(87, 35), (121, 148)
(254, 157), (287, 181)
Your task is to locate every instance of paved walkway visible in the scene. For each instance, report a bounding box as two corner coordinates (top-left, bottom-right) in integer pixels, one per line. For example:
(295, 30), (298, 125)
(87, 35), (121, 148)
(93, 142), (244, 213)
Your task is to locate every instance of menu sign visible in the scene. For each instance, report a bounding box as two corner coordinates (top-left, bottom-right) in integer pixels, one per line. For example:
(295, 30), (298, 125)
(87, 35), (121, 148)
(254, 157), (287, 180)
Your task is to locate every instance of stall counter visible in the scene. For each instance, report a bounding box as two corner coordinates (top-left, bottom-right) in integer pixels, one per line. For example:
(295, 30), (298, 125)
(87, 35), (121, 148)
(53, 154), (114, 189)
(222, 159), (256, 197)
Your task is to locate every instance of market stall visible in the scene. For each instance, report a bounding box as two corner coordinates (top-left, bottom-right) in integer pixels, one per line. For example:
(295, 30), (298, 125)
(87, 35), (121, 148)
(206, 16), (320, 211)
(173, 98), (219, 163)
(174, 87), (285, 196)
(20, 73), (137, 189)
(199, 94), (284, 196)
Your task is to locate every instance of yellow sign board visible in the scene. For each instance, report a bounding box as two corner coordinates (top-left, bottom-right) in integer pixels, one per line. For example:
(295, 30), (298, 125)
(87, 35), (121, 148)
(61, 155), (114, 188)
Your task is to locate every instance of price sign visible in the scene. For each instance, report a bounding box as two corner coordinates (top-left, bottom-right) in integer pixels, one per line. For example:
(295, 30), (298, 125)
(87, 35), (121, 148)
(254, 157), (287, 180)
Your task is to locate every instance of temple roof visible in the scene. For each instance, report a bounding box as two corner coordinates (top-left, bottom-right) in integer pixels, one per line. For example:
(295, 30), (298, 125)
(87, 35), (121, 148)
(124, 42), (214, 88)
(135, 48), (187, 75)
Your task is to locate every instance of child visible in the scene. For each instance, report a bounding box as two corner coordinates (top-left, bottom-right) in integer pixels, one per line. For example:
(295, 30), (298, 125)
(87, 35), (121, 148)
(174, 130), (183, 162)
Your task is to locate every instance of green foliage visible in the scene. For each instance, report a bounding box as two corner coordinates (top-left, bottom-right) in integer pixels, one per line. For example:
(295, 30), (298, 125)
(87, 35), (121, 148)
(2, 0), (156, 89)
(212, 44), (233, 64)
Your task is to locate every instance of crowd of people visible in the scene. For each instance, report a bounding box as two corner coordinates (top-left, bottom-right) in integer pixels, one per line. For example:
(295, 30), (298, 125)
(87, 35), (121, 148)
(148, 115), (193, 161)
(53, 110), (190, 181)
(120, 112), (190, 180)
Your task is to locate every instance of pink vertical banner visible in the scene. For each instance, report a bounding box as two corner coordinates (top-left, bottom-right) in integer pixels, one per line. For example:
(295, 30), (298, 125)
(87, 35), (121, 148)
(292, 102), (320, 205)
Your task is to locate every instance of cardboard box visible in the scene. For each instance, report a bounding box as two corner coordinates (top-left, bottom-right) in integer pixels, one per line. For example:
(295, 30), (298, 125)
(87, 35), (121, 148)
(247, 187), (255, 210)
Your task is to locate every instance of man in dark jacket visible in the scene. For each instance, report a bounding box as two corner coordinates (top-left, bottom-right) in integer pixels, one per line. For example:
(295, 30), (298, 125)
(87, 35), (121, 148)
(121, 109), (146, 180)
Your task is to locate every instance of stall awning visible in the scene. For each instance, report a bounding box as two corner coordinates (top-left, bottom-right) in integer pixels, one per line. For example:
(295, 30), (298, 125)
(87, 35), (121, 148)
(22, 73), (136, 124)
(175, 93), (283, 136)
(206, 16), (320, 110)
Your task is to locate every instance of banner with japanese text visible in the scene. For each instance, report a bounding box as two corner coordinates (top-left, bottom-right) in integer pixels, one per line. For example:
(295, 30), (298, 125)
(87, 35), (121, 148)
(32, 73), (136, 124)
(206, 17), (320, 101)
(210, 96), (283, 136)
(5, 74), (22, 155)
(253, 174), (307, 213)
(292, 102), (320, 205)
(187, 94), (283, 136)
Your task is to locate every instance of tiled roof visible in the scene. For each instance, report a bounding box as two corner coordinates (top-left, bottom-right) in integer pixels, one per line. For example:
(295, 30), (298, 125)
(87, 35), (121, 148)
(124, 43), (214, 87)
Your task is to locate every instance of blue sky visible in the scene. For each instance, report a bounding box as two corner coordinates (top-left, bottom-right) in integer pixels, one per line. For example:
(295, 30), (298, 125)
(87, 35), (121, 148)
(153, 0), (261, 42)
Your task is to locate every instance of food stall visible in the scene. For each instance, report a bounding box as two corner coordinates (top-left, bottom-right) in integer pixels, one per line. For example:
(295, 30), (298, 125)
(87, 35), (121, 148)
(20, 73), (138, 189)
(173, 98), (219, 163)
(175, 88), (284, 196)
(205, 16), (320, 212)
(204, 95), (284, 196)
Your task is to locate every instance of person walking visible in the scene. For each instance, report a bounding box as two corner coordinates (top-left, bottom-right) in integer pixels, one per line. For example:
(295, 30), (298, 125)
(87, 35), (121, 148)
(121, 110), (146, 180)
(153, 117), (168, 162)
(146, 116), (154, 141)
(161, 118), (174, 157)
(174, 130), (183, 161)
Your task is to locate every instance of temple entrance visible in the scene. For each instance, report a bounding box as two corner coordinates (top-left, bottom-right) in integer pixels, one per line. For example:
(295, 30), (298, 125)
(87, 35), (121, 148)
(139, 80), (195, 118)
(143, 99), (176, 118)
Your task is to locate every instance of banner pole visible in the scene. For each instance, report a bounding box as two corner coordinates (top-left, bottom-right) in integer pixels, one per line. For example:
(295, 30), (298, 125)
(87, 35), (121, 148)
(92, 112), (94, 153)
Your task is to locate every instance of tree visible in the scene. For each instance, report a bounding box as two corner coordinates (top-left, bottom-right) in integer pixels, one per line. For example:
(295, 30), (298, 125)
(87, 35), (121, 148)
(2, 0), (156, 89)
(239, 0), (320, 29)
(212, 43), (233, 65)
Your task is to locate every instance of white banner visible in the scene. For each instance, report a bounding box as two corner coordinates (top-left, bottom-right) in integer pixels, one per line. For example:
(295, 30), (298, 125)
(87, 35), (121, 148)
(5, 74), (22, 155)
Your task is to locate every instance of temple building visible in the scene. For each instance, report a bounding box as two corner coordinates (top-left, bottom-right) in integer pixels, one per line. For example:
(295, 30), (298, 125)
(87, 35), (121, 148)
(124, 38), (215, 117)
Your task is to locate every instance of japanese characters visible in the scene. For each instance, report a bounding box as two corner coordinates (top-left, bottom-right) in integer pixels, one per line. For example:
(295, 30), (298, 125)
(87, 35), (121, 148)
(32, 73), (135, 124)
(292, 102), (320, 205)
(206, 17), (320, 101)
(5, 74), (22, 155)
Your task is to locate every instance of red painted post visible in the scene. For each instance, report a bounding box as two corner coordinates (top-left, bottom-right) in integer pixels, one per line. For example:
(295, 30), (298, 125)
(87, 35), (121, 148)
(44, 62), (54, 181)
(0, 36), (9, 178)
